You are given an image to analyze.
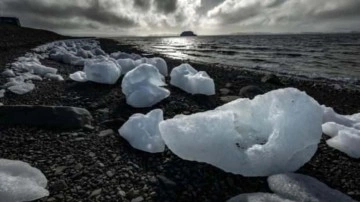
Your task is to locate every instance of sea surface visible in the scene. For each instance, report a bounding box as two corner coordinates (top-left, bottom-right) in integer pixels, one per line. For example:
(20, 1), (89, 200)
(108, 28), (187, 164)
(115, 34), (360, 85)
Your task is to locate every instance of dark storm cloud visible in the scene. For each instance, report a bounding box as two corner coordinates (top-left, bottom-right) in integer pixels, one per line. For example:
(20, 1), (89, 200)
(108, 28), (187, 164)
(1, 0), (136, 30)
(153, 0), (178, 14)
(133, 0), (151, 11)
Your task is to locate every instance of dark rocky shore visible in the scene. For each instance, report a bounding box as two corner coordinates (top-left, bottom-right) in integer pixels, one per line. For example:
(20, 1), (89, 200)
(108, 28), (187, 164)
(0, 27), (359, 202)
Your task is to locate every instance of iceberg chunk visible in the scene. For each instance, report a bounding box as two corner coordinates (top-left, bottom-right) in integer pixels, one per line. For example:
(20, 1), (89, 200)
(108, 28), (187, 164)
(2, 69), (15, 77)
(322, 107), (360, 158)
(122, 64), (170, 108)
(0, 159), (49, 202)
(268, 173), (356, 202)
(83, 57), (121, 84)
(69, 71), (87, 82)
(119, 109), (165, 153)
(159, 88), (323, 176)
(148, 57), (168, 76)
(7, 82), (35, 95)
(227, 193), (294, 202)
(117, 58), (136, 75)
(170, 63), (215, 95)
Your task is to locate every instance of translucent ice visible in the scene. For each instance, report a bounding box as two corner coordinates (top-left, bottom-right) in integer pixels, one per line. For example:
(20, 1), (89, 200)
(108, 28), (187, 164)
(117, 58), (136, 75)
(69, 71), (87, 82)
(322, 107), (360, 158)
(84, 57), (121, 84)
(0, 159), (49, 202)
(2, 69), (15, 77)
(7, 81), (35, 95)
(228, 173), (355, 202)
(148, 57), (168, 76)
(170, 63), (215, 95)
(122, 64), (170, 108)
(159, 88), (323, 176)
(227, 193), (294, 202)
(119, 109), (165, 153)
(45, 73), (64, 81)
(268, 173), (356, 202)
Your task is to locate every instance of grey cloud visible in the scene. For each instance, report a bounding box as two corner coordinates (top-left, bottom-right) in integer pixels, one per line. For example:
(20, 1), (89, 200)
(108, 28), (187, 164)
(153, 0), (178, 14)
(133, 0), (151, 11)
(2, 0), (136, 29)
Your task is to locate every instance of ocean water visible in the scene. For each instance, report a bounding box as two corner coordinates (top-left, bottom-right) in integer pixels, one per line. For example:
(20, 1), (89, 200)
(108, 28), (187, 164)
(115, 34), (360, 84)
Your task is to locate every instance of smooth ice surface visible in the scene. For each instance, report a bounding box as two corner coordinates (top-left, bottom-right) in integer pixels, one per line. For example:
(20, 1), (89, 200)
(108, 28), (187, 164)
(69, 71), (87, 82)
(0, 89), (5, 98)
(7, 82), (35, 95)
(159, 88), (323, 176)
(122, 64), (170, 108)
(0, 159), (49, 202)
(148, 57), (168, 76)
(170, 63), (215, 95)
(322, 106), (360, 158)
(268, 173), (356, 202)
(83, 57), (121, 84)
(227, 193), (294, 202)
(2, 69), (15, 77)
(119, 109), (165, 153)
(45, 73), (64, 81)
(117, 58), (136, 75)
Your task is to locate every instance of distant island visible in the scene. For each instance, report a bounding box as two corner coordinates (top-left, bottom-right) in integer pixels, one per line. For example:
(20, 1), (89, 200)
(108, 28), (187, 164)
(180, 31), (197, 37)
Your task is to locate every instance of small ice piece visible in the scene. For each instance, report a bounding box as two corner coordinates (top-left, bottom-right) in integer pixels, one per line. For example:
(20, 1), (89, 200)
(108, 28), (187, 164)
(20, 72), (42, 81)
(148, 57), (168, 76)
(323, 123), (360, 158)
(84, 57), (121, 84)
(227, 193), (294, 202)
(0, 159), (49, 202)
(12, 61), (57, 76)
(268, 173), (356, 202)
(159, 88), (323, 176)
(122, 64), (170, 108)
(45, 73), (64, 81)
(8, 82), (35, 95)
(2, 69), (15, 77)
(111, 51), (132, 59)
(170, 63), (215, 95)
(93, 48), (106, 56)
(119, 109), (165, 153)
(322, 106), (360, 158)
(69, 71), (87, 82)
(117, 58), (136, 75)
(0, 89), (5, 98)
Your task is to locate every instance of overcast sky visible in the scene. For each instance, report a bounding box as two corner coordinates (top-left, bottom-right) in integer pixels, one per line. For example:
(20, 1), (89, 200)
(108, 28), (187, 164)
(1, 0), (360, 36)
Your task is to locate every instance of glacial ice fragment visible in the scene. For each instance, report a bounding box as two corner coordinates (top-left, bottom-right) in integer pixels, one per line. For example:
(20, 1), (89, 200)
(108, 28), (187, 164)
(119, 109), (165, 153)
(117, 58), (136, 75)
(122, 64), (170, 108)
(268, 173), (356, 202)
(322, 106), (360, 158)
(82, 57), (121, 84)
(0, 159), (49, 202)
(170, 63), (215, 95)
(159, 88), (323, 176)
(227, 193), (294, 202)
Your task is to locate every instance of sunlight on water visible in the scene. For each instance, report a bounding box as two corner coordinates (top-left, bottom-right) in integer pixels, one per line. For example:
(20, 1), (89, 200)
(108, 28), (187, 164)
(116, 34), (360, 85)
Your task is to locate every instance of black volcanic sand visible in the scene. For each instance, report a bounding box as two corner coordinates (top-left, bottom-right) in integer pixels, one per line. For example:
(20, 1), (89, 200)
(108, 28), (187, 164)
(0, 28), (359, 202)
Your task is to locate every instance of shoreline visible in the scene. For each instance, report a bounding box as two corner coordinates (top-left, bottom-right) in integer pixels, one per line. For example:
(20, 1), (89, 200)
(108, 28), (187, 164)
(0, 31), (359, 201)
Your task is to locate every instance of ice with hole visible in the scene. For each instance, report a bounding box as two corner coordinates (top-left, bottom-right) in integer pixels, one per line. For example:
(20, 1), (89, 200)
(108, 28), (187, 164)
(170, 63), (215, 95)
(322, 106), (360, 158)
(0, 159), (49, 202)
(159, 88), (323, 176)
(119, 109), (165, 153)
(122, 64), (170, 108)
(228, 173), (355, 202)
